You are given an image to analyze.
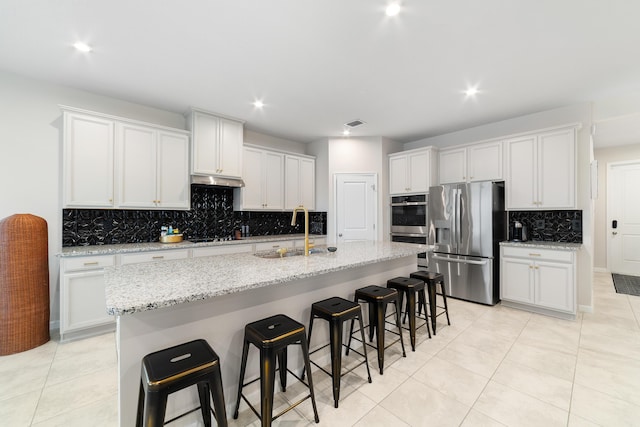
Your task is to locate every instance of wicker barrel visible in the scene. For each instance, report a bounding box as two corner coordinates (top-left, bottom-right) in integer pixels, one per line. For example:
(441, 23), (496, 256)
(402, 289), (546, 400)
(0, 214), (50, 355)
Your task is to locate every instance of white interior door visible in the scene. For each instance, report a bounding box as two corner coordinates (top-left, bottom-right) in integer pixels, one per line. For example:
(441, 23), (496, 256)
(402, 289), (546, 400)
(608, 160), (640, 275)
(335, 173), (377, 243)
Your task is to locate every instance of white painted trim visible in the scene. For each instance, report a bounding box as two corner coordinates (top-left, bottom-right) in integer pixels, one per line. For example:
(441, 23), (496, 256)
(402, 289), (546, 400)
(59, 105), (191, 134)
(579, 304), (594, 313)
(593, 267), (609, 273)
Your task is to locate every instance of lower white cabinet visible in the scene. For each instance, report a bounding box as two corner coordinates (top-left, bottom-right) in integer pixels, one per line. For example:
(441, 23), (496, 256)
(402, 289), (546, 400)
(192, 244), (253, 257)
(120, 249), (189, 265)
(60, 255), (116, 341)
(500, 246), (576, 318)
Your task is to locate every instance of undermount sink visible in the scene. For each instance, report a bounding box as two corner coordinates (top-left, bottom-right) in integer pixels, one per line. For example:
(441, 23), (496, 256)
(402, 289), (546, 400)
(254, 249), (306, 259)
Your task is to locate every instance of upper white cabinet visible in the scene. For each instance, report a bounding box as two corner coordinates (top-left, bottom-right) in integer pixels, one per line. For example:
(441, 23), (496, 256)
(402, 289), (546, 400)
(285, 154), (315, 210)
(116, 123), (190, 209)
(188, 108), (244, 179)
(62, 107), (190, 210)
(235, 146), (285, 210)
(63, 112), (115, 208)
(439, 141), (503, 184)
(389, 147), (437, 195)
(505, 127), (576, 210)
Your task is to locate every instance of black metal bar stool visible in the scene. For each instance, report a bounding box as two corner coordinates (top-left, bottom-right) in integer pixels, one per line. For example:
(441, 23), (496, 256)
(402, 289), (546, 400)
(233, 314), (319, 427)
(304, 297), (372, 408)
(410, 271), (451, 335)
(136, 339), (227, 427)
(387, 277), (431, 351)
(347, 285), (406, 374)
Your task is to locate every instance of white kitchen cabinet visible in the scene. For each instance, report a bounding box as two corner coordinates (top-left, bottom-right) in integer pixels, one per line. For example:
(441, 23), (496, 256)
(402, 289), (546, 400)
(505, 127), (576, 210)
(120, 249), (190, 265)
(60, 255), (116, 341)
(116, 123), (190, 209)
(501, 245), (576, 318)
(188, 108), (244, 178)
(285, 155), (315, 210)
(439, 141), (503, 184)
(63, 111), (115, 208)
(235, 147), (284, 210)
(255, 240), (296, 251)
(192, 244), (253, 257)
(389, 147), (437, 195)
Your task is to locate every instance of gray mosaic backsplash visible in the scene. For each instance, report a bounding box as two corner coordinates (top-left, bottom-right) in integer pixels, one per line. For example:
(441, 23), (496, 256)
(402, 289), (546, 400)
(63, 185), (326, 246)
(508, 210), (582, 243)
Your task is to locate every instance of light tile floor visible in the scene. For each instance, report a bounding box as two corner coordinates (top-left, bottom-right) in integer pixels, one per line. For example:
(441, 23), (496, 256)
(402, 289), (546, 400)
(2, 271), (640, 426)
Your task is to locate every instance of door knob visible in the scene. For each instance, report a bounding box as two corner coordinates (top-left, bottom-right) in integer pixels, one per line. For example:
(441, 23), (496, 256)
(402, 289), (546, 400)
(612, 231), (618, 235)
(338, 233), (343, 237)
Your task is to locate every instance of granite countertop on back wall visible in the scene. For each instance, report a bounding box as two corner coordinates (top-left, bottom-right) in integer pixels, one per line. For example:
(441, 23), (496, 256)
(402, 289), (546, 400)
(104, 241), (427, 316)
(500, 241), (582, 251)
(59, 234), (326, 257)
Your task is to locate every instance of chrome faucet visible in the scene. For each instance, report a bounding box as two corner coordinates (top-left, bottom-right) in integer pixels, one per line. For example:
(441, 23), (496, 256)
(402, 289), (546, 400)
(291, 205), (312, 256)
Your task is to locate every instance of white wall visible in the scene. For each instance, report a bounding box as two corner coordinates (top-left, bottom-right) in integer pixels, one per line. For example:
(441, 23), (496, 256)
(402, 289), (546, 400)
(307, 138), (329, 212)
(593, 144), (640, 270)
(244, 129), (306, 154)
(405, 103), (595, 311)
(324, 137), (384, 243)
(0, 70), (191, 326)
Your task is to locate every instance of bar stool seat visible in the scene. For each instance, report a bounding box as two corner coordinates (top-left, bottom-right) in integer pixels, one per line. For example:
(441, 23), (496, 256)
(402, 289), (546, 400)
(233, 314), (319, 426)
(387, 277), (431, 351)
(305, 297), (372, 408)
(348, 285), (406, 374)
(410, 271), (451, 335)
(136, 339), (227, 427)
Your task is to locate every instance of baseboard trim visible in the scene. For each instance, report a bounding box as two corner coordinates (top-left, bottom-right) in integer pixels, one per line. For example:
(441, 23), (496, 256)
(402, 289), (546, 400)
(579, 304), (594, 313)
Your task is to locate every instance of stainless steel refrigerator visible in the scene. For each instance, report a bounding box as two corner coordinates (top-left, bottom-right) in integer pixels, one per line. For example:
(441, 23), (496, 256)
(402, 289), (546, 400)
(428, 181), (505, 305)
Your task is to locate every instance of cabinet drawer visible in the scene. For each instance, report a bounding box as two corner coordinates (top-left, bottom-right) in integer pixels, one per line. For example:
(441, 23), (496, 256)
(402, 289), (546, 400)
(502, 246), (573, 263)
(63, 255), (116, 272)
(193, 244), (252, 257)
(120, 249), (189, 265)
(255, 240), (295, 251)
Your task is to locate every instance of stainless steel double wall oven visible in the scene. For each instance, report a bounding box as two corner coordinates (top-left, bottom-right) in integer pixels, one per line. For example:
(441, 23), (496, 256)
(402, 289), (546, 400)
(390, 194), (428, 267)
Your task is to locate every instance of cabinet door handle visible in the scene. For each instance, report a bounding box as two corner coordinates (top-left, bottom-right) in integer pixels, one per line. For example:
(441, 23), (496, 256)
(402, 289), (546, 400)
(152, 256), (164, 260)
(83, 261), (99, 266)
(529, 253), (541, 257)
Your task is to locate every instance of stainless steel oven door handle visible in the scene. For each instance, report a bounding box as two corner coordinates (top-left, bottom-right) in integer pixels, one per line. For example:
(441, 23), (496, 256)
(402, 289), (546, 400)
(390, 202), (427, 207)
(391, 233), (428, 238)
(431, 255), (488, 266)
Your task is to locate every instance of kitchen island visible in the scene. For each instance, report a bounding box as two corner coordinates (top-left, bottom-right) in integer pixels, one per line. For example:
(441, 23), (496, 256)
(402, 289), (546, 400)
(105, 240), (426, 426)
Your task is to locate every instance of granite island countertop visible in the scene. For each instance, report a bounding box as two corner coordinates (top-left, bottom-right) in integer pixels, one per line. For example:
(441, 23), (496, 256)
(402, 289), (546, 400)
(59, 234), (325, 257)
(105, 240), (428, 316)
(500, 241), (582, 251)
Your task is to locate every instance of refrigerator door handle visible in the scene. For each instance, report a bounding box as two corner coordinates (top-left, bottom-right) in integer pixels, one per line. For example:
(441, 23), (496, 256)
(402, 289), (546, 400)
(431, 255), (488, 266)
(456, 189), (462, 247)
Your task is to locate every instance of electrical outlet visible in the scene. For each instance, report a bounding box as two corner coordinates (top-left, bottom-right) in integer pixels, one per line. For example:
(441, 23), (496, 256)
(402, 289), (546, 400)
(535, 220), (545, 229)
(571, 219), (581, 231)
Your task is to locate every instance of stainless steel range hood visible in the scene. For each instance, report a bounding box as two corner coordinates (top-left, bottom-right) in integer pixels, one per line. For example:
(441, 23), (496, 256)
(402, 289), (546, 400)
(191, 175), (245, 187)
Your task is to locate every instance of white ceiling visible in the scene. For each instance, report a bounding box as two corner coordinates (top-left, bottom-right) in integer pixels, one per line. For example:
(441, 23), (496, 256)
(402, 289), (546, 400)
(2, 1), (640, 146)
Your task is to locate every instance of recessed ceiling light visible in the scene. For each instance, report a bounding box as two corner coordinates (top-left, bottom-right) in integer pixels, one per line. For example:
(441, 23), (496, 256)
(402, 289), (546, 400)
(342, 129), (351, 136)
(253, 100), (264, 108)
(385, 2), (401, 16)
(464, 86), (479, 97)
(73, 42), (92, 53)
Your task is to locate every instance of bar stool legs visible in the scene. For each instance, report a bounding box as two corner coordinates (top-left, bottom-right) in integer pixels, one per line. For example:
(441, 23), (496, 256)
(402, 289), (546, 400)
(348, 286), (406, 375)
(387, 277), (431, 352)
(410, 271), (451, 335)
(233, 314), (319, 426)
(305, 297), (372, 408)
